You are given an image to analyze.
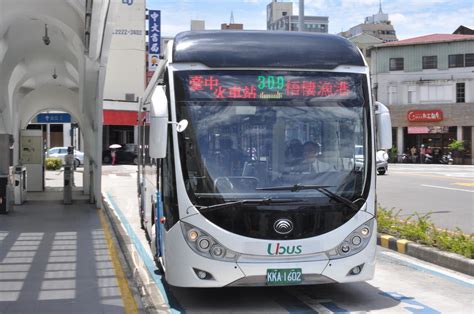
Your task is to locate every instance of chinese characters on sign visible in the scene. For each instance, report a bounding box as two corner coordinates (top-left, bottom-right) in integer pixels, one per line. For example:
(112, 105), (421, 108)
(187, 74), (352, 100)
(407, 110), (443, 122)
(37, 113), (71, 123)
(148, 10), (160, 71)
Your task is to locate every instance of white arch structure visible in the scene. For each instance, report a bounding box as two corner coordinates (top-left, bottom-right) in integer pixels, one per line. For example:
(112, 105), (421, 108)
(0, 0), (120, 203)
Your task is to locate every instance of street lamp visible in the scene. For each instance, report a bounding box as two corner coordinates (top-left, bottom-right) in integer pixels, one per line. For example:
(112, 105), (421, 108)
(299, 0), (304, 32)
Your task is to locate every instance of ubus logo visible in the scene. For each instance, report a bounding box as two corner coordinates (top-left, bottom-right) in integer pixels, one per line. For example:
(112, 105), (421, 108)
(122, 0), (133, 5)
(267, 243), (302, 255)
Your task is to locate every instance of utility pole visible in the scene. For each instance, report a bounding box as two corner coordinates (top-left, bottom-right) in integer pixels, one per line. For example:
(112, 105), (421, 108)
(299, 0), (304, 32)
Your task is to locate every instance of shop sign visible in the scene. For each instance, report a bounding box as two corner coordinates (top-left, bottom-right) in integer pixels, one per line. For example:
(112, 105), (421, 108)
(407, 110), (443, 122)
(147, 10), (161, 71)
(408, 126), (449, 134)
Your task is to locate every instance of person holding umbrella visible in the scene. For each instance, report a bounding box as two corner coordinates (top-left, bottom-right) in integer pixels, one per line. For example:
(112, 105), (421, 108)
(109, 144), (121, 165)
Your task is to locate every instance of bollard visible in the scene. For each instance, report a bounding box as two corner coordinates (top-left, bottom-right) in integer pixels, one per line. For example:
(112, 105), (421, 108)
(64, 165), (72, 205)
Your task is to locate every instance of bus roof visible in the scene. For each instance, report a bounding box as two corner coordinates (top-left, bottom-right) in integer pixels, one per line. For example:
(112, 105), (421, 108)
(173, 31), (365, 69)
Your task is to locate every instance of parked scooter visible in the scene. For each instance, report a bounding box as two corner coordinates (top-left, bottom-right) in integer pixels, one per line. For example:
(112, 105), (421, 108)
(439, 152), (454, 165)
(424, 153), (433, 164)
(400, 153), (410, 163)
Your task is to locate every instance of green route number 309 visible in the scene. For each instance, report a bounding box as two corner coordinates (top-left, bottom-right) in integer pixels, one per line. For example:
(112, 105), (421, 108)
(257, 76), (285, 90)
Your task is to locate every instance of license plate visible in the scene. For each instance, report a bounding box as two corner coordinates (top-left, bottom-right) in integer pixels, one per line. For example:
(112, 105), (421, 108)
(266, 268), (303, 285)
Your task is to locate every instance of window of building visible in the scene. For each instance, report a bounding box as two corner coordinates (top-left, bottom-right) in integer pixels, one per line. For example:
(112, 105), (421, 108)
(466, 54), (474, 67)
(365, 48), (371, 58)
(448, 54), (464, 68)
(388, 86), (397, 105)
(422, 56), (437, 69)
(407, 86), (417, 104)
(389, 58), (404, 71)
(125, 93), (135, 101)
(456, 82), (465, 103)
(419, 85), (452, 102)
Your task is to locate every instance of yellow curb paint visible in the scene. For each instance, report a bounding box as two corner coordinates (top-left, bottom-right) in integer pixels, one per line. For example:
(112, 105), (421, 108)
(380, 235), (394, 248)
(98, 208), (138, 314)
(453, 182), (474, 187)
(396, 239), (410, 254)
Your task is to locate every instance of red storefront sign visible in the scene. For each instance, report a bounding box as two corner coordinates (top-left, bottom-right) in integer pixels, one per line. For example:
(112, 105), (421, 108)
(103, 110), (147, 126)
(407, 110), (443, 122)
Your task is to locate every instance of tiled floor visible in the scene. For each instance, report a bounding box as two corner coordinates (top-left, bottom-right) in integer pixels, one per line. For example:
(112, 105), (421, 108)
(0, 201), (125, 313)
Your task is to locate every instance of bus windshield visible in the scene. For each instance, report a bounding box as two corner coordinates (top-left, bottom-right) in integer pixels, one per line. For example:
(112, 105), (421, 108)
(175, 70), (370, 210)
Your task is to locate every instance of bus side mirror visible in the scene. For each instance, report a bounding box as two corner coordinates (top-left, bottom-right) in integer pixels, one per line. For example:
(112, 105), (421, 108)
(149, 86), (168, 159)
(375, 102), (392, 150)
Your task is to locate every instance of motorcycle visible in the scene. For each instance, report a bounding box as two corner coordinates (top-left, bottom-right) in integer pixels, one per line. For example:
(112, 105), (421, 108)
(439, 152), (454, 165)
(424, 153), (433, 164)
(399, 153), (410, 163)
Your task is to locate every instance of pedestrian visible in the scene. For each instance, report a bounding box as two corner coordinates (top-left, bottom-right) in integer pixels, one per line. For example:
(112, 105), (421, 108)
(111, 149), (116, 165)
(410, 146), (417, 163)
(420, 144), (426, 163)
(426, 146), (432, 155)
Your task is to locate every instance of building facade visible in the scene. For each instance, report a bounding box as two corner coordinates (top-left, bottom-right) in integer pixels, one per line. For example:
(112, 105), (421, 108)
(268, 15), (328, 33)
(191, 20), (205, 31)
(347, 33), (383, 70)
(340, 3), (397, 42)
(102, 0), (146, 150)
(266, 0), (293, 29)
(371, 34), (474, 164)
(221, 23), (244, 30)
(266, 0), (328, 33)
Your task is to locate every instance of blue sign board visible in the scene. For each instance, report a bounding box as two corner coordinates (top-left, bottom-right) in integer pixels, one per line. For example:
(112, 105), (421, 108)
(37, 113), (71, 123)
(148, 10), (161, 71)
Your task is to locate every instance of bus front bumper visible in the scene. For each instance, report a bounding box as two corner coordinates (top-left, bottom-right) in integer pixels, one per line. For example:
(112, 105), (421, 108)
(164, 223), (376, 287)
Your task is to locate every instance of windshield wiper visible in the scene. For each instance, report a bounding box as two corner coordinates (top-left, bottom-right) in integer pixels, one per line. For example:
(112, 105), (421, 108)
(256, 184), (361, 211)
(198, 198), (301, 214)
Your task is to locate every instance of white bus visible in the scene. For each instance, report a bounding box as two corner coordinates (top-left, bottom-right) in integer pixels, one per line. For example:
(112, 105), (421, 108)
(138, 31), (392, 287)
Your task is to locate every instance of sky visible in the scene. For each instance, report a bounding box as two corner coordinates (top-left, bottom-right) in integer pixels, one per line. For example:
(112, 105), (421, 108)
(147, 0), (474, 40)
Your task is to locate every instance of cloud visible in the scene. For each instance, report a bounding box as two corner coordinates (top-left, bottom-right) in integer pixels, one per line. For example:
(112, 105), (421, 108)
(391, 8), (470, 39)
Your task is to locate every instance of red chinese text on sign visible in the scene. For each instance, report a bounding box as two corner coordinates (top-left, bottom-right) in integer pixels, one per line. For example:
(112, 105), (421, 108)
(407, 110), (443, 122)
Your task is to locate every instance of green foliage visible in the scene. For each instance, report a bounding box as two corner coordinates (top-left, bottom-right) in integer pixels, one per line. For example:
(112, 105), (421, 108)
(388, 146), (398, 162)
(448, 140), (464, 151)
(377, 206), (473, 259)
(45, 157), (62, 170)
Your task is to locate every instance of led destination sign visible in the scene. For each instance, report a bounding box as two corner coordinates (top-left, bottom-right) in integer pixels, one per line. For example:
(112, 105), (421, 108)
(184, 72), (356, 100)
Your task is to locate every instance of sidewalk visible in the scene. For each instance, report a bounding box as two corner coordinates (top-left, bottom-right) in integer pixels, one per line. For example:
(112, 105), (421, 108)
(0, 199), (140, 313)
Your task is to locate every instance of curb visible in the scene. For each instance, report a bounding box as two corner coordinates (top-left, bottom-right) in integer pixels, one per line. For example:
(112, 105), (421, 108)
(101, 195), (171, 314)
(377, 234), (474, 276)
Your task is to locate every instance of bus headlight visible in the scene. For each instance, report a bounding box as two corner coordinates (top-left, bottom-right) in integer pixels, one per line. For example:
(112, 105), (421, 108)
(197, 237), (211, 252)
(210, 245), (225, 258)
(188, 229), (199, 242)
(181, 222), (239, 262)
(327, 218), (374, 259)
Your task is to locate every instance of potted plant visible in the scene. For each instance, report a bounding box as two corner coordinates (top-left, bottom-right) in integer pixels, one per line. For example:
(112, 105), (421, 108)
(448, 140), (464, 164)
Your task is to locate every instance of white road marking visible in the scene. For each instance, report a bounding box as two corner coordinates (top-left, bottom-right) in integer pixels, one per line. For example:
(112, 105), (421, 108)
(390, 171), (474, 178)
(421, 184), (474, 193)
(380, 250), (474, 287)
